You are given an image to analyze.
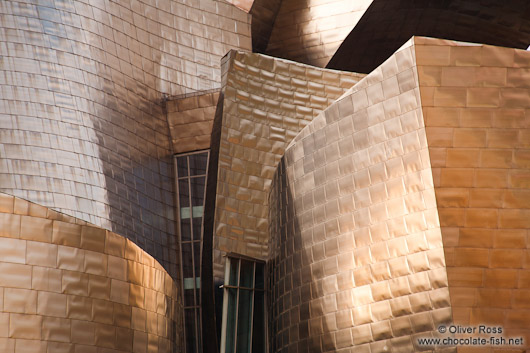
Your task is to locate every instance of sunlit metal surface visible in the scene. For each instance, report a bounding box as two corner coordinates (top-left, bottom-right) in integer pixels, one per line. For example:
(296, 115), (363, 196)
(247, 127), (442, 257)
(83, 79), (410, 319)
(265, 0), (374, 67)
(0, 192), (182, 353)
(269, 38), (451, 352)
(210, 51), (364, 279)
(417, 37), (530, 348)
(203, 51), (363, 351)
(0, 0), (251, 277)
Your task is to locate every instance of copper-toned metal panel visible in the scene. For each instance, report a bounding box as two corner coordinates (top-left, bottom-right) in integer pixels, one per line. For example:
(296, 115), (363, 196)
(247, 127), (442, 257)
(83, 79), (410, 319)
(328, 0), (530, 74)
(0, 0), (252, 277)
(269, 40), (452, 352)
(166, 90), (220, 153)
(211, 51), (364, 277)
(0, 193), (182, 353)
(417, 37), (530, 351)
(265, 0), (374, 67)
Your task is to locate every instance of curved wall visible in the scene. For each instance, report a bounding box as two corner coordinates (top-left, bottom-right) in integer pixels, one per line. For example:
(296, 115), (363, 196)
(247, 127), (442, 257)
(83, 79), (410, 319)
(209, 51), (363, 279)
(328, 0), (530, 73)
(0, 0), (251, 276)
(268, 40), (451, 352)
(0, 192), (182, 352)
(265, 0), (373, 67)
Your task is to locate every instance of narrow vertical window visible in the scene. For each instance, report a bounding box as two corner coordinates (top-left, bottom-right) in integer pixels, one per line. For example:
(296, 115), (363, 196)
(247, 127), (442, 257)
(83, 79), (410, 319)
(221, 256), (266, 353)
(176, 150), (209, 353)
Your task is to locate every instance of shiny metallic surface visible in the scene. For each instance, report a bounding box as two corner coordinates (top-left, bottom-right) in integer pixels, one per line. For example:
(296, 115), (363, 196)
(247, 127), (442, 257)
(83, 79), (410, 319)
(211, 51), (364, 280)
(167, 91), (219, 154)
(0, 192), (182, 353)
(417, 37), (530, 348)
(269, 39), (451, 352)
(328, 0), (530, 73)
(265, 0), (374, 67)
(0, 0), (251, 277)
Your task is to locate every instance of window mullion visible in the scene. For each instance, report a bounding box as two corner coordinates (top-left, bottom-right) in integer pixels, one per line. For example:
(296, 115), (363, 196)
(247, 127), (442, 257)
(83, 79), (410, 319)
(249, 262), (256, 353)
(233, 259), (241, 353)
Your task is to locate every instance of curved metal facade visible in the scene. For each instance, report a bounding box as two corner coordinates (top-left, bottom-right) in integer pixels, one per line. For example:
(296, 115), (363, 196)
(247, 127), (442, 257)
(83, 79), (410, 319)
(266, 37), (530, 352)
(0, 192), (182, 352)
(268, 40), (451, 352)
(0, 0), (251, 276)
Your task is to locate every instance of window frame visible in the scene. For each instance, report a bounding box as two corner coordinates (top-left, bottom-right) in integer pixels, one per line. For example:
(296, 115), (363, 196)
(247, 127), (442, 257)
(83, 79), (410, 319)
(175, 149), (210, 353)
(220, 254), (267, 353)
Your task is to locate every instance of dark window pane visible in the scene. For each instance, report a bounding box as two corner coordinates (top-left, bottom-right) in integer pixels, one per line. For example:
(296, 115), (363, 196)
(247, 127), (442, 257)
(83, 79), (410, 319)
(236, 289), (253, 353)
(180, 219), (191, 241)
(181, 218), (191, 242)
(189, 153), (208, 176)
(185, 308), (197, 353)
(179, 179), (190, 208)
(184, 288), (195, 307)
(177, 156), (188, 177)
(252, 291), (265, 353)
(194, 242), (201, 305)
(229, 259), (239, 286)
(196, 308), (203, 353)
(225, 288), (237, 353)
(194, 242), (201, 278)
(182, 242), (194, 278)
(193, 218), (202, 241)
(239, 260), (254, 288)
(191, 177), (205, 207)
(255, 263), (264, 290)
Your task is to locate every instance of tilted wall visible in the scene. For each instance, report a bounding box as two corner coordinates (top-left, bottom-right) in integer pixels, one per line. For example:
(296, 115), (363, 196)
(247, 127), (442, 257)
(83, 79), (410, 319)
(0, 192), (182, 353)
(328, 0), (530, 74)
(268, 40), (451, 352)
(0, 0), (251, 276)
(166, 90), (219, 154)
(210, 51), (363, 280)
(265, 0), (373, 67)
(416, 38), (530, 350)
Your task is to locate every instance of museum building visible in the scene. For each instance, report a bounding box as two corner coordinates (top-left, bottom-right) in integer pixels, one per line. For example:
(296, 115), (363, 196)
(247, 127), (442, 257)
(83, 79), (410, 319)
(1, 0), (530, 352)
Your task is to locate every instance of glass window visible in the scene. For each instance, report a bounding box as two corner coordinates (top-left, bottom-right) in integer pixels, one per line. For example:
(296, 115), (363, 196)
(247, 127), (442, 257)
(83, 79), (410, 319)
(221, 256), (266, 353)
(175, 150), (209, 353)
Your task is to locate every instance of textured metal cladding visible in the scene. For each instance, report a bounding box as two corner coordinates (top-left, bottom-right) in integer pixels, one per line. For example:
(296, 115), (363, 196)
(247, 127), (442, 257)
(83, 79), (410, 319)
(417, 37), (530, 350)
(0, 192), (182, 353)
(327, 0), (530, 74)
(0, 0), (251, 276)
(268, 41), (452, 352)
(166, 91), (220, 153)
(265, 0), (374, 67)
(212, 51), (364, 282)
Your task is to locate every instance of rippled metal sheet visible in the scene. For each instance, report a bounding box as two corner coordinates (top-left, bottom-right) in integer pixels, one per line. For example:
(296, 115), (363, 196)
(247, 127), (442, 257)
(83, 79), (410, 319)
(269, 39), (452, 352)
(211, 51), (364, 280)
(0, 192), (182, 353)
(0, 0), (251, 277)
(166, 91), (219, 154)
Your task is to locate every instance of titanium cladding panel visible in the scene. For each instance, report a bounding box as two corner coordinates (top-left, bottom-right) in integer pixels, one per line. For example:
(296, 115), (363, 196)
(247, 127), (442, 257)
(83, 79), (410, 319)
(0, 0), (251, 276)
(416, 37), (530, 349)
(0, 192), (182, 353)
(269, 39), (451, 352)
(211, 50), (364, 282)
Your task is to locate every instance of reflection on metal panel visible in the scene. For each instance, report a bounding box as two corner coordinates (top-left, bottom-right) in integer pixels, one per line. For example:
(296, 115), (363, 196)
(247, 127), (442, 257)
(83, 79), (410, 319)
(417, 37), (530, 348)
(0, 192), (182, 352)
(268, 39), (451, 352)
(0, 0), (251, 277)
(212, 50), (364, 280)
